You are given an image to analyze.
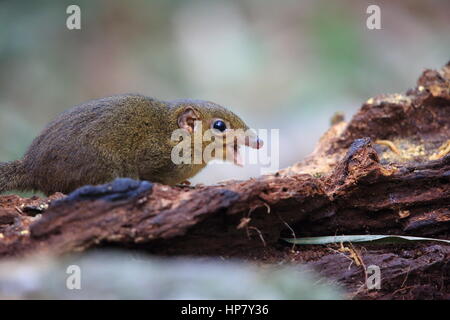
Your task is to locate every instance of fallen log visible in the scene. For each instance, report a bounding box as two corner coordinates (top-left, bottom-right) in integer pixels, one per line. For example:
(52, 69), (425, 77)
(1, 62), (449, 299)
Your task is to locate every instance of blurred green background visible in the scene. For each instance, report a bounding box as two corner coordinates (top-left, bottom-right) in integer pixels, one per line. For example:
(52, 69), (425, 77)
(1, 0), (449, 188)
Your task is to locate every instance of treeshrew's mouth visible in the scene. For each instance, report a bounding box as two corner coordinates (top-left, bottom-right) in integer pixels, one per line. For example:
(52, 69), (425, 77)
(228, 134), (263, 167)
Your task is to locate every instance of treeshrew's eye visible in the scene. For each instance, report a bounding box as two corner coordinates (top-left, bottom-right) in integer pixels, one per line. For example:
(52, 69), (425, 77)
(213, 120), (227, 132)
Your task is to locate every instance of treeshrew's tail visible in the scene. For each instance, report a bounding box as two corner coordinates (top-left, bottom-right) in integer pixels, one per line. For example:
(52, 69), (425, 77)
(0, 160), (27, 194)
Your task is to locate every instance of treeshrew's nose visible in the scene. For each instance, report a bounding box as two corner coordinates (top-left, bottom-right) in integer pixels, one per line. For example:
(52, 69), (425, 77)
(245, 135), (263, 149)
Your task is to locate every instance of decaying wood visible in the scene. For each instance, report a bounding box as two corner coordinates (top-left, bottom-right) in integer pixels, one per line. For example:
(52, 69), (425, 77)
(1, 62), (449, 299)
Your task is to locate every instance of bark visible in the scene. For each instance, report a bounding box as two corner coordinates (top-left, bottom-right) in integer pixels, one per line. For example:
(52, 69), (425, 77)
(1, 62), (449, 299)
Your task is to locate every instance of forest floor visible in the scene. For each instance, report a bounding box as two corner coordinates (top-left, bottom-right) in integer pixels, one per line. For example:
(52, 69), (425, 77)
(1, 62), (449, 299)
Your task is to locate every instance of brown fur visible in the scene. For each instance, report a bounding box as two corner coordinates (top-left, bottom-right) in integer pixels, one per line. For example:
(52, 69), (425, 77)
(0, 94), (250, 195)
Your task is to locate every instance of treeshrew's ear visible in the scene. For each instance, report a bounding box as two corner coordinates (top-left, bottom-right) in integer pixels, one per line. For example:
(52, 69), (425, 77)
(177, 106), (201, 134)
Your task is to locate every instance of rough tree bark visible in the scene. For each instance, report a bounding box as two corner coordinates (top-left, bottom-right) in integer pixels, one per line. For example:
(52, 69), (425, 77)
(1, 63), (449, 299)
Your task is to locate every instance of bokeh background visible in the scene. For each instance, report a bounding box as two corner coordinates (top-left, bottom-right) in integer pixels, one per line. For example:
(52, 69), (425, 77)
(1, 0), (449, 190)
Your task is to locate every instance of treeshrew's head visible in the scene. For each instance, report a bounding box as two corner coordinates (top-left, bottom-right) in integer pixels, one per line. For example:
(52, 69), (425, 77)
(172, 99), (263, 166)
